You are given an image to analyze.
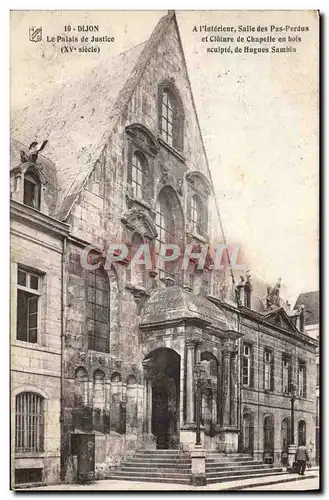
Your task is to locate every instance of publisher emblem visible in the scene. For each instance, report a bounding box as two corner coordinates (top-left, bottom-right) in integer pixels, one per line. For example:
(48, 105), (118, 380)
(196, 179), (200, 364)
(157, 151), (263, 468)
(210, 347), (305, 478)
(29, 26), (42, 42)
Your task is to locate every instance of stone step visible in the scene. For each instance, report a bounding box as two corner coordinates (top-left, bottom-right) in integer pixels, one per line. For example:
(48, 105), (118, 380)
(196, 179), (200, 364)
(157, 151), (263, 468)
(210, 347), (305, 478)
(121, 463), (192, 471)
(206, 463), (272, 473)
(207, 471), (286, 485)
(118, 467), (191, 475)
(206, 456), (255, 462)
(126, 458), (191, 465)
(109, 470), (191, 480)
(107, 475), (190, 484)
(132, 450), (188, 455)
(206, 452), (251, 456)
(207, 467), (282, 479)
(206, 461), (264, 470)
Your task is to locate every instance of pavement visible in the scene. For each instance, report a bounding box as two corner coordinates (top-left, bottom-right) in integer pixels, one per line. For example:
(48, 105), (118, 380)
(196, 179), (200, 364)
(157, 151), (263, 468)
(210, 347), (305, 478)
(21, 470), (319, 492)
(243, 476), (319, 491)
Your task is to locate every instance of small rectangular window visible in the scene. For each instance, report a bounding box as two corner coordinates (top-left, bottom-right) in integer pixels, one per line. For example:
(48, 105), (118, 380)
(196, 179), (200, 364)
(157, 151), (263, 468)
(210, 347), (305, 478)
(16, 267), (41, 343)
(15, 468), (43, 485)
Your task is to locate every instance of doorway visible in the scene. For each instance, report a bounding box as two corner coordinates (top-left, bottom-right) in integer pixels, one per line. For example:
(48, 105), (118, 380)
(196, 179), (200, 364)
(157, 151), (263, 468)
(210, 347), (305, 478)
(144, 348), (180, 449)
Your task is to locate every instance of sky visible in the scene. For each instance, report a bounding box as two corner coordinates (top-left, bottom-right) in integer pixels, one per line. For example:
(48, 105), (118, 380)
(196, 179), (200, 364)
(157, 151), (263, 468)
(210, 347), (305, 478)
(10, 10), (319, 305)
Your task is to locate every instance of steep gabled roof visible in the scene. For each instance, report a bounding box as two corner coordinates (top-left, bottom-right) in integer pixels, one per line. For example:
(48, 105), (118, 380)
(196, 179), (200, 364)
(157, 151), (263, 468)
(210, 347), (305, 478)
(294, 290), (319, 325)
(10, 11), (177, 220)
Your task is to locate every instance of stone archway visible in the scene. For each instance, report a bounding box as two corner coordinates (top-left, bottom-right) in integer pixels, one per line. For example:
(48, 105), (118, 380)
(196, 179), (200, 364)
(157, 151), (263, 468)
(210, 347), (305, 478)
(143, 348), (180, 449)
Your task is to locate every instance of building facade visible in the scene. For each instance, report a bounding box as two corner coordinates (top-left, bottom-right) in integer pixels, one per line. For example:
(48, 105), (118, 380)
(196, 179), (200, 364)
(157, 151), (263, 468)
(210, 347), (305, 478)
(294, 291), (319, 465)
(10, 145), (69, 486)
(10, 11), (317, 487)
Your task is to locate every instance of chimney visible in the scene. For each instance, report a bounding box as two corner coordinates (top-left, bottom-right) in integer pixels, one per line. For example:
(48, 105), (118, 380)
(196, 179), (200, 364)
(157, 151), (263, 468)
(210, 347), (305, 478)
(299, 305), (305, 332)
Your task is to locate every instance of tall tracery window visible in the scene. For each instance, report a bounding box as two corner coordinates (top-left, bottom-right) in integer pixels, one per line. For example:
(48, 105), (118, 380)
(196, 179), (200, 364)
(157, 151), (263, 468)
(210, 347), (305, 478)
(155, 188), (183, 281)
(23, 170), (41, 210)
(15, 392), (44, 452)
(131, 152), (146, 199)
(161, 90), (174, 147)
(87, 268), (110, 353)
(191, 194), (203, 234)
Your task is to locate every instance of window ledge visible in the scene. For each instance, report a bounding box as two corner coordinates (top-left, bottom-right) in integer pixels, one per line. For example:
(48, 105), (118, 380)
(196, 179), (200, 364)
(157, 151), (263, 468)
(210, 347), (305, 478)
(158, 137), (186, 163)
(125, 193), (153, 212)
(15, 452), (45, 459)
(12, 340), (61, 355)
(187, 231), (209, 244)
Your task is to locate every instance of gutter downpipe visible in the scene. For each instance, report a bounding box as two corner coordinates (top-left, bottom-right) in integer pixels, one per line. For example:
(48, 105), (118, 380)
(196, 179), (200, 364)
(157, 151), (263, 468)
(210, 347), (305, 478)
(60, 236), (67, 481)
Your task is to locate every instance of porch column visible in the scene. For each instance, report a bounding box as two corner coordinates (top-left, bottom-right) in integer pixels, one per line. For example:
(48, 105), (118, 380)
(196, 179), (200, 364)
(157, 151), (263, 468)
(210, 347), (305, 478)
(222, 343), (238, 427)
(230, 351), (238, 427)
(146, 378), (152, 433)
(186, 340), (196, 424)
(222, 348), (231, 427)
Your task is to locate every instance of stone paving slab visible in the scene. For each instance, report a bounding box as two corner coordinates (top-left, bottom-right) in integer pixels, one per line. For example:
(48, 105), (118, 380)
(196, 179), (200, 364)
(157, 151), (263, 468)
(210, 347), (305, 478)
(20, 471), (319, 492)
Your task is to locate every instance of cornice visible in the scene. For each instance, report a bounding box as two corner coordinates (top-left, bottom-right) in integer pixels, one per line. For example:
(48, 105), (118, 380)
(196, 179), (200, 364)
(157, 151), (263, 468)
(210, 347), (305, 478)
(10, 200), (70, 238)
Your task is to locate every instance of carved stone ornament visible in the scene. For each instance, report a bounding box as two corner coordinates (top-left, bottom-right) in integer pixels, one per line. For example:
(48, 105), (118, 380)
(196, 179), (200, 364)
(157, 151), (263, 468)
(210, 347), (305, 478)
(160, 165), (169, 184)
(121, 208), (157, 239)
(125, 123), (160, 157)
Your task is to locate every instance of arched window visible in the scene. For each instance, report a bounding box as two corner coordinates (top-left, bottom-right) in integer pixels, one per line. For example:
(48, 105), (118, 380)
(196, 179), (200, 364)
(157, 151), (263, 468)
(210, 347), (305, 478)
(159, 84), (184, 151)
(191, 194), (203, 234)
(23, 170), (41, 210)
(75, 367), (88, 407)
(131, 152), (147, 199)
(15, 392), (44, 452)
(161, 90), (174, 147)
(264, 415), (274, 453)
(155, 187), (183, 281)
(243, 414), (250, 450)
(298, 420), (306, 446)
(87, 268), (110, 353)
(281, 417), (290, 450)
(93, 370), (105, 409)
(110, 372), (122, 383)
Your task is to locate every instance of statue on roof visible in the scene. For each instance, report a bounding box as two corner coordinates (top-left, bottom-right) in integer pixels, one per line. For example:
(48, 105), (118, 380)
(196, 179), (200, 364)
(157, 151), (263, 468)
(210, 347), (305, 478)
(266, 277), (282, 309)
(20, 140), (48, 164)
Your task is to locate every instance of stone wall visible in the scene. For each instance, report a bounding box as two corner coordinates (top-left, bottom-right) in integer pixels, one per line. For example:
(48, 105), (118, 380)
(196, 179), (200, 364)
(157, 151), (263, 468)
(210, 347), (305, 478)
(10, 217), (63, 485)
(61, 14), (223, 473)
(240, 315), (317, 465)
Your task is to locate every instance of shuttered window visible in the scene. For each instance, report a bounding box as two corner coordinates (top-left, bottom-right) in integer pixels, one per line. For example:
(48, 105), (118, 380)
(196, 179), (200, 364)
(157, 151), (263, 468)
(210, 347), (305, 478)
(15, 392), (44, 452)
(264, 349), (275, 391)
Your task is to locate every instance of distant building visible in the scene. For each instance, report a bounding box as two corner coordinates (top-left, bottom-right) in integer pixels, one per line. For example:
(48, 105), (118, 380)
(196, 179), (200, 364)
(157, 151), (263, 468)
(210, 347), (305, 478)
(295, 291), (319, 465)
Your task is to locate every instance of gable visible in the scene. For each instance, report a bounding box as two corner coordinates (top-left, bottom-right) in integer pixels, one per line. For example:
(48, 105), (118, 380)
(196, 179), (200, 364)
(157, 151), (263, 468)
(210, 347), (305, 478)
(263, 308), (298, 333)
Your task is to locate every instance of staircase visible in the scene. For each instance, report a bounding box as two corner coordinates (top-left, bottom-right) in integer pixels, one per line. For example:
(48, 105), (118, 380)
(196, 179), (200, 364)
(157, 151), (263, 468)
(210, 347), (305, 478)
(107, 450), (284, 485)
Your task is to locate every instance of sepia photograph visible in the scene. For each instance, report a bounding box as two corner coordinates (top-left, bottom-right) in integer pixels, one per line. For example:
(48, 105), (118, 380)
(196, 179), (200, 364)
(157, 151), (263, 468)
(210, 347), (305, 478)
(9, 9), (319, 492)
